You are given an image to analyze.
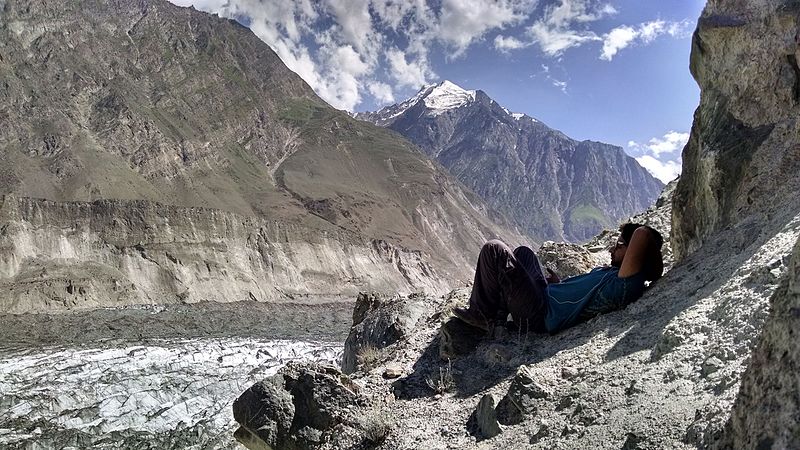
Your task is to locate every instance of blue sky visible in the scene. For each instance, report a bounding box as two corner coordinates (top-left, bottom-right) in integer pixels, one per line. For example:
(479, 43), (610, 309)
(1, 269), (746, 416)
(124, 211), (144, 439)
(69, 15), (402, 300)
(169, 0), (706, 183)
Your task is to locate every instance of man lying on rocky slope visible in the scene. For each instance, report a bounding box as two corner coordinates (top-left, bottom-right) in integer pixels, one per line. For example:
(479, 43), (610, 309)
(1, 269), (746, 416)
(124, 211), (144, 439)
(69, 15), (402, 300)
(454, 223), (664, 334)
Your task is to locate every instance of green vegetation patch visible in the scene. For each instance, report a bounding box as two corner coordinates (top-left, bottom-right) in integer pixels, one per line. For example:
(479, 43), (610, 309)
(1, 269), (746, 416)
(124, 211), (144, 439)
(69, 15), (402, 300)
(568, 203), (607, 226)
(278, 98), (322, 126)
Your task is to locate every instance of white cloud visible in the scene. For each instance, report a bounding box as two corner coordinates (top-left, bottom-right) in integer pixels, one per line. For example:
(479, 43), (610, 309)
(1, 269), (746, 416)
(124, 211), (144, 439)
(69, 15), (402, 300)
(386, 47), (435, 88)
(635, 131), (690, 157)
(528, 21), (601, 56)
(325, 0), (377, 54)
(600, 25), (636, 61)
(525, 0), (614, 56)
(494, 35), (528, 52)
(439, 0), (532, 56)
(600, 19), (693, 61)
(331, 45), (370, 77)
(368, 81), (395, 103)
(635, 155), (681, 184)
(552, 79), (568, 93)
(629, 131), (689, 183)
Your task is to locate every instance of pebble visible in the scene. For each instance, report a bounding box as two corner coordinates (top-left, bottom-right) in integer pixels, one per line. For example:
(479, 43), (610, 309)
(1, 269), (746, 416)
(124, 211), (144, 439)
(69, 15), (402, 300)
(383, 365), (403, 379)
(561, 367), (580, 380)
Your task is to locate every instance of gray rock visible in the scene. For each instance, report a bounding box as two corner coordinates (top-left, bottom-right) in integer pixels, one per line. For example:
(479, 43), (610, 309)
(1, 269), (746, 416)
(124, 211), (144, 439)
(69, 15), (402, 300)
(537, 242), (598, 279)
(718, 234), (800, 448)
(233, 362), (365, 450)
(701, 356), (725, 377)
(382, 365), (403, 379)
(341, 292), (429, 374)
(467, 394), (502, 440)
(496, 366), (549, 425)
(672, 1), (800, 261)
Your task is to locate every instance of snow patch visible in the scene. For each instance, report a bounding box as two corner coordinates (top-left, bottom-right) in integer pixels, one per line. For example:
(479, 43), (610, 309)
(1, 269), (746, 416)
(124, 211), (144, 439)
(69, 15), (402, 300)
(422, 80), (476, 116)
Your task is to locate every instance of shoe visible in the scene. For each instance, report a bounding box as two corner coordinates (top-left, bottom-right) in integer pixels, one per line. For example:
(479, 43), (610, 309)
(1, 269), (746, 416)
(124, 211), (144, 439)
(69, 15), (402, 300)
(452, 307), (490, 331)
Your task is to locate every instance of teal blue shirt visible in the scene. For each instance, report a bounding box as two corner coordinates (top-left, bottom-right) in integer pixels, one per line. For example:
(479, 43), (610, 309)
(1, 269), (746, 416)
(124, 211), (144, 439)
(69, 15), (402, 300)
(544, 267), (647, 333)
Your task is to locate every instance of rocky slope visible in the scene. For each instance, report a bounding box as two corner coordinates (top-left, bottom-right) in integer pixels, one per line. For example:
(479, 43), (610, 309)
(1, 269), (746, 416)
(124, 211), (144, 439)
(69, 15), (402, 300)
(358, 81), (664, 242)
(0, 0), (524, 311)
(233, 1), (800, 448)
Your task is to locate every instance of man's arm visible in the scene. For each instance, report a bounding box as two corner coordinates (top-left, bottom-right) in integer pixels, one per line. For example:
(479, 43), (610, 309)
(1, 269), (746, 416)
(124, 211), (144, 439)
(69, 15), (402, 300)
(618, 226), (660, 279)
(545, 267), (560, 284)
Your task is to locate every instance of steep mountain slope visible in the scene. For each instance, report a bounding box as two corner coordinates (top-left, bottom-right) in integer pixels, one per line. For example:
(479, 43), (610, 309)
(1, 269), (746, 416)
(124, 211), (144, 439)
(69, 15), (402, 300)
(358, 81), (664, 242)
(0, 0), (523, 311)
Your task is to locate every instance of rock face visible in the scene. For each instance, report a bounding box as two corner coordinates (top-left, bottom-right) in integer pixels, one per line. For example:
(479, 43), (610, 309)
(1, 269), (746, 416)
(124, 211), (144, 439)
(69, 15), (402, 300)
(719, 234), (800, 449)
(0, 195), (448, 312)
(672, 1), (800, 260)
(0, 0), (524, 310)
(341, 292), (428, 374)
(358, 81), (664, 242)
(232, 362), (366, 450)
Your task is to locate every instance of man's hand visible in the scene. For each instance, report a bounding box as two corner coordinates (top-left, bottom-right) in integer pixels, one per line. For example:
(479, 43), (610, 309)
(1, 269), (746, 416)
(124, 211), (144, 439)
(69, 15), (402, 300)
(546, 267), (560, 284)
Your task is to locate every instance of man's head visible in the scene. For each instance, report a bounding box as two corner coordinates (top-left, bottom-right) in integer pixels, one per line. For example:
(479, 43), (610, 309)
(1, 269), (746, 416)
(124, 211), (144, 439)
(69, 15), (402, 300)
(609, 222), (664, 267)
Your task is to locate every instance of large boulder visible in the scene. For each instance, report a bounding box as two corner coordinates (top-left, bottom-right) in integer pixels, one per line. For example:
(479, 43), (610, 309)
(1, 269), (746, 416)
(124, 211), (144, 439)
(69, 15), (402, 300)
(672, 1), (800, 260)
(717, 234), (800, 448)
(232, 362), (366, 450)
(536, 242), (598, 279)
(341, 292), (430, 374)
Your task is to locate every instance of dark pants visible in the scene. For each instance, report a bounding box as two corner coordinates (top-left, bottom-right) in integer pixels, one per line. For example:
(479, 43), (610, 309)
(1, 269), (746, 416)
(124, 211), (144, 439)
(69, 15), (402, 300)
(466, 240), (548, 333)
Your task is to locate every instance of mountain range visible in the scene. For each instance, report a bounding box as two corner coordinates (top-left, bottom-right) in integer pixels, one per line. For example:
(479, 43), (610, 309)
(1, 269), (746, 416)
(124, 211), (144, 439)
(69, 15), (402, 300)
(358, 81), (664, 242)
(0, 0), (524, 311)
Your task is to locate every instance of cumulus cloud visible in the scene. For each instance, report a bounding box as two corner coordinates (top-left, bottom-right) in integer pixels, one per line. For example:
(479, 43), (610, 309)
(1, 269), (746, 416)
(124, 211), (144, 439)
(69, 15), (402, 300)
(635, 155), (681, 184)
(325, 0), (371, 46)
(439, 0), (532, 56)
(368, 81), (395, 103)
(629, 131), (689, 183)
(525, 0), (615, 56)
(629, 131), (690, 157)
(600, 19), (693, 60)
(386, 48), (435, 88)
(494, 35), (528, 52)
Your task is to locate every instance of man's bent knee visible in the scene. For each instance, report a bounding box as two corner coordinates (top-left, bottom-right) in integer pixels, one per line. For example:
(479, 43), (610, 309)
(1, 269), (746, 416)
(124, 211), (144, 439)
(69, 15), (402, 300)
(513, 246), (535, 258)
(482, 239), (511, 255)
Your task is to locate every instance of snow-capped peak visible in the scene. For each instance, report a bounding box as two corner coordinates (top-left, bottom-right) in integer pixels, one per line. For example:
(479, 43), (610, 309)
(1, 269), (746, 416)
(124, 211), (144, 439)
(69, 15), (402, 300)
(422, 80), (476, 114)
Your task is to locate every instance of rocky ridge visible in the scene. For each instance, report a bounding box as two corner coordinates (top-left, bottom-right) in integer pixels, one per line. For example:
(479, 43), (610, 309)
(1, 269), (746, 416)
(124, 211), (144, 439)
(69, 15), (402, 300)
(233, 1), (800, 448)
(357, 80), (664, 242)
